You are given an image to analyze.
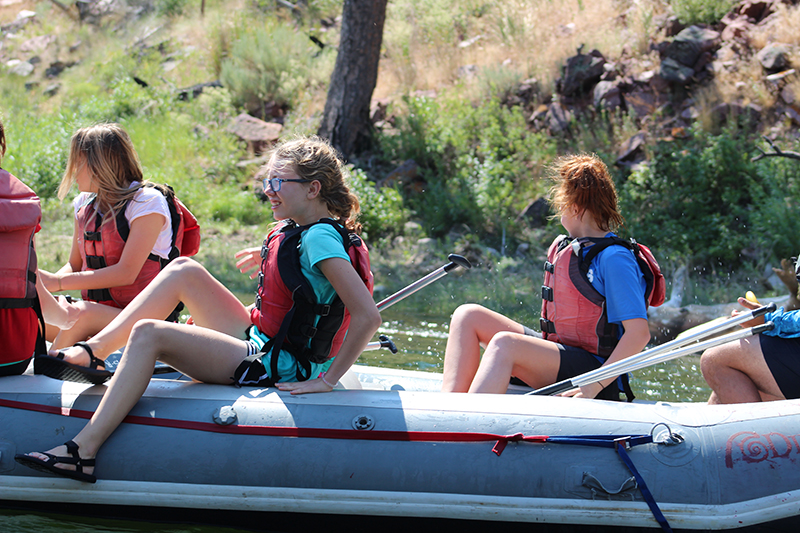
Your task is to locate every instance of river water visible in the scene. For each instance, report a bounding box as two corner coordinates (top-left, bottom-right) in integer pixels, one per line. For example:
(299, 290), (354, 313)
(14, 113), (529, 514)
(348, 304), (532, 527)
(1, 310), (711, 532)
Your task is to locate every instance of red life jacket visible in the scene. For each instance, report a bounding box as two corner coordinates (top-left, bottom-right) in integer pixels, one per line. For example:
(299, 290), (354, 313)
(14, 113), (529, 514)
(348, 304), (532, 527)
(0, 169), (46, 371)
(245, 218), (374, 384)
(77, 183), (200, 308)
(540, 235), (664, 358)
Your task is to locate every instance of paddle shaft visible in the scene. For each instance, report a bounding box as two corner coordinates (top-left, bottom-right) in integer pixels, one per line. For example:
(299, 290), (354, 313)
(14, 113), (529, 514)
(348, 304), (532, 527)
(364, 255), (470, 353)
(375, 254), (471, 312)
(570, 322), (773, 389)
(530, 303), (776, 396)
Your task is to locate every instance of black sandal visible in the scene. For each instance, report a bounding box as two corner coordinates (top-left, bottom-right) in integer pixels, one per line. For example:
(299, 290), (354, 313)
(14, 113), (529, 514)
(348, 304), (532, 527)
(15, 439), (97, 483)
(34, 341), (112, 385)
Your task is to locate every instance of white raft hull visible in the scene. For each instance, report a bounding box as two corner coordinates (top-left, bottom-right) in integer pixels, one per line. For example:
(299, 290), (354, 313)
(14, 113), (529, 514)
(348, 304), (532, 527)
(1, 366), (799, 531)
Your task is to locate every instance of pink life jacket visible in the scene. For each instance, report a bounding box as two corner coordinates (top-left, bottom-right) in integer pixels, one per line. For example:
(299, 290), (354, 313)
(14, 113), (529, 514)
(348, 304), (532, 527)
(77, 199), (163, 308)
(540, 235), (663, 358)
(246, 218), (373, 384)
(0, 169), (46, 368)
(76, 183), (200, 308)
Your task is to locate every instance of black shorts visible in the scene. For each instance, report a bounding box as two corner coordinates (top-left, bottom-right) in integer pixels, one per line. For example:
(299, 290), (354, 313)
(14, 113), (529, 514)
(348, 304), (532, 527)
(759, 334), (800, 400)
(519, 326), (622, 401)
(555, 344), (622, 401)
(0, 357), (30, 377)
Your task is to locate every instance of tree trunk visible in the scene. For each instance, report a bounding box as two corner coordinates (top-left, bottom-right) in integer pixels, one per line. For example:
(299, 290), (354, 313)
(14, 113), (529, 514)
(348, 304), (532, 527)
(318, 0), (387, 159)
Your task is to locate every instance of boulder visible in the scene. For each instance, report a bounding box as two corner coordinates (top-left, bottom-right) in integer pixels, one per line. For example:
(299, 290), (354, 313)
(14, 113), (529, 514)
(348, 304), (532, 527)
(378, 159), (419, 189)
(45, 61), (75, 78)
(626, 86), (659, 118)
(226, 113), (282, 155)
(19, 35), (56, 54)
(6, 59), (34, 77)
(781, 86), (796, 105)
(556, 49), (606, 97)
(516, 197), (550, 227)
(709, 102), (761, 128)
(757, 43), (791, 71)
(593, 80), (622, 110)
(662, 26), (720, 69)
(616, 132), (647, 168)
(660, 57), (695, 84)
(721, 17), (753, 43)
(546, 102), (571, 134)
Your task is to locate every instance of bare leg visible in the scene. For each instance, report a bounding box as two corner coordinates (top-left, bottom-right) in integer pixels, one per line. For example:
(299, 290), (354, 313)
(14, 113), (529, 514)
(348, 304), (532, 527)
(469, 333), (562, 394)
(51, 257), (251, 367)
(700, 336), (785, 404)
(441, 304), (526, 392)
(25, 318), (251, 474)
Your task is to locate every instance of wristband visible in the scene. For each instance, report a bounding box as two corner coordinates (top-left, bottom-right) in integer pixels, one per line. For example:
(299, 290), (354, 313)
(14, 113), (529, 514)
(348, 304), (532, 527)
(320, 372), (334, 389)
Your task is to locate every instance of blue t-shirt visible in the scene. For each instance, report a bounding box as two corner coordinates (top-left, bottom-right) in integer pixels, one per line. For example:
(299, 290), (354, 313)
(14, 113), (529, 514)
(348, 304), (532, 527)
(298, 222), (351, 305)
(764, 307), (800, 338)
(584, 233), (648, 327)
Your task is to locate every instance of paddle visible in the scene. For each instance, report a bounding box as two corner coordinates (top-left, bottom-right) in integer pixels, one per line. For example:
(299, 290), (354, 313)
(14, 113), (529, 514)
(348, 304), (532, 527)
(362, 334), (398, 353)
(528, 302), (777, 396)
(375, 254), (472, 312)
(357, 254), (470, 354)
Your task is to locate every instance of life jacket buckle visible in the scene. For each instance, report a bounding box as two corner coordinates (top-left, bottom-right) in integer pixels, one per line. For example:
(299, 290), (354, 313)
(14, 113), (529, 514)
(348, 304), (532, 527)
(541, 285), (554, 301)
(84, 230), (102, 242)
(539, 318), (556, 334)
(300, 324), (318, 337)
(85, 254), (107, 269)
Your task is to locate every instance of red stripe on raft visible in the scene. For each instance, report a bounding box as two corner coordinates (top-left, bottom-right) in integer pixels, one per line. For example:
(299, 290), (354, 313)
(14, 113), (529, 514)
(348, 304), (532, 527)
(0, 397), (549, 446)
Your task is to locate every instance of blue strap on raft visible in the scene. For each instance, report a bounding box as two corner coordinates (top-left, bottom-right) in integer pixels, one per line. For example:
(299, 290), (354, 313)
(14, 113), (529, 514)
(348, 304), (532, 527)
(538, 434), (672, 533)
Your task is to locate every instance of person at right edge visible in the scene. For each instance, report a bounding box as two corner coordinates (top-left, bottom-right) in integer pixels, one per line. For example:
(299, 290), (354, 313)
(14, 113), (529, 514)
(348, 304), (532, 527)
(701, 290), (800, 403)
(441, 154), (656, 400)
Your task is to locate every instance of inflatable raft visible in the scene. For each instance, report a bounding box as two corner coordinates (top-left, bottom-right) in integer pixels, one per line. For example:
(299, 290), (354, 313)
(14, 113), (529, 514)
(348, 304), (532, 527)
(1, 364), (799, 532)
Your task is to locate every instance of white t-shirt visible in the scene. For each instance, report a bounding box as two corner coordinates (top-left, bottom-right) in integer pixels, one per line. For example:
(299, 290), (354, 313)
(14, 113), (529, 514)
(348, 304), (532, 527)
(73, 183), (173, 259)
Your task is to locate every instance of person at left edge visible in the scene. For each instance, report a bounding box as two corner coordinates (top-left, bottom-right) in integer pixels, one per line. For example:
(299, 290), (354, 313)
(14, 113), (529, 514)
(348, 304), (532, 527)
(0, 116), (81, 377)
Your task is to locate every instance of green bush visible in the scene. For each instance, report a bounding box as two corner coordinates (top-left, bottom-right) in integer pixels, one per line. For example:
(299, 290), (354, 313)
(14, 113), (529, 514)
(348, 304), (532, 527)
(618, 125), (800, 272)
(670, 0), (736, 25)
(156, 0), (188, 17)
(220, 23), (333, 115)
(348, 167), (408, 240)
(378, 94), (555, 240)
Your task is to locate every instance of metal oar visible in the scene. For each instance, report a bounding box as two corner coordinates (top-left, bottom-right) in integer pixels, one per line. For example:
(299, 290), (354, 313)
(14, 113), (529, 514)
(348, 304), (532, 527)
(529, 302), (777, 396)
(361, 254), (470, 354)
(375, 254), (471, 312)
